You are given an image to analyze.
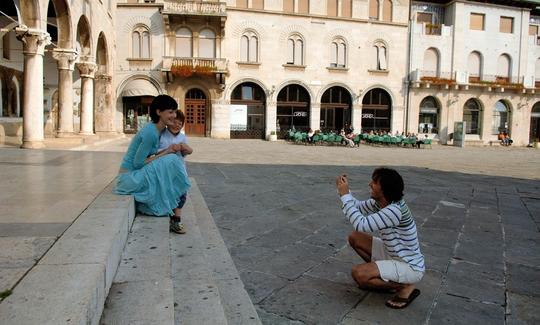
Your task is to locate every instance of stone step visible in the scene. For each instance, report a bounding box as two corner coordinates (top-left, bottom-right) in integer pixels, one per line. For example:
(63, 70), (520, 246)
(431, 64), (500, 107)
(100, 216), (174, 325)
(187, 181), (262, 325)
(0, 181), (135, 325)
(170, 191), (229, 324)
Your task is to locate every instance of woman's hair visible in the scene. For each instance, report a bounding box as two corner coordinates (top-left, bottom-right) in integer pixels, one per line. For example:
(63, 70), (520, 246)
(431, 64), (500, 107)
(175, 109), (186, 123)
(372, 167), (404, 203)
(149, 95), (178, 123)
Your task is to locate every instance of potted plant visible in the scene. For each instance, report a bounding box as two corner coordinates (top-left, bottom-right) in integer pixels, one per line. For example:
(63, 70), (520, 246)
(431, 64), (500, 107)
(268, 130), (277, 141)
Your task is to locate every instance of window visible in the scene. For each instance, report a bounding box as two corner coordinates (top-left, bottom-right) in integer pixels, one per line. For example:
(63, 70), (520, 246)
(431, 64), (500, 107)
(470, 13), (485, 31)
(382, 0), (392, 22)
(328, 0), (338, 16)
(330, 39), (346, 68)
(463, 99), (481, 135)
(492, 101), (509, 134)
(199, 28), (216, 58)
(423, 48), (439, 77)
(467, 51), (482, 82)
(535, 58), (540, 86)
(131, 26), (151, 58)
(500, 16), (513, 33)
(417, 12), (432, 24)
(419, 96), (439, 134)
(176, 28), (193, 57)
(240, 31), (258, 62)
(369, 0), (379, 19)
(283, 0), (309, 13)
(236, 0), (248, 8)
(373, 41), (387, 70)
(496, 54), (511, 82)
(252, 0), (264, 9)
(529, 25), (538, 36)
(341, 0), (352, 17)
(3, 34), (10, 60)
(287, 35), (304, 65)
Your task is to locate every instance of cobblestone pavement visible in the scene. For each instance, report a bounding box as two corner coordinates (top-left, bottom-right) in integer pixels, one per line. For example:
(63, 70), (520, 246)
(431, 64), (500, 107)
(86, 138), (540, 324)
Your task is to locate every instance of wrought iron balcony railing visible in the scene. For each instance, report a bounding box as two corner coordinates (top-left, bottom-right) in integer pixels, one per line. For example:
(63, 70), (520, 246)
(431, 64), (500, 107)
(162, 0), (226, 16)
(163, 56), (228, 73)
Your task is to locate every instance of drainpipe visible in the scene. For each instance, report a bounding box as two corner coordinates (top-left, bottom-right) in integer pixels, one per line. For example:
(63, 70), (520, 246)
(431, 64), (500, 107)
(404, 1), (413, 134)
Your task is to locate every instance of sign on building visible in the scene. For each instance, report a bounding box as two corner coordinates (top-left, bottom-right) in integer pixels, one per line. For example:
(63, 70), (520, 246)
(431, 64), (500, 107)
(230, 104), (248, 131)
(453, 121), (465, 147)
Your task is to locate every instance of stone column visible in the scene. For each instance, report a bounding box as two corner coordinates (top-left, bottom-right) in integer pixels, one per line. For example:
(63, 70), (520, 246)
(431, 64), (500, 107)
(94, 74), (116, 134)
(16, 28), (51, 149)
(266, 100), (277, 137)
(352, 103), (362, 133)
(52, 49), (78, 137)
(77, 61), (97, 135)
(310, 102), (321, 131)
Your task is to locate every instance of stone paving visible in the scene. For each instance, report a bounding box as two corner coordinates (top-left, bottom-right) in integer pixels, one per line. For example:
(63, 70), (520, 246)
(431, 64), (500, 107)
(1, 137), (539, 324)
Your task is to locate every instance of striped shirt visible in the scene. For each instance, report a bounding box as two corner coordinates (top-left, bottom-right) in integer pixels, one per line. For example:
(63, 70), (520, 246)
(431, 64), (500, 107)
(340, 193), (425, 272)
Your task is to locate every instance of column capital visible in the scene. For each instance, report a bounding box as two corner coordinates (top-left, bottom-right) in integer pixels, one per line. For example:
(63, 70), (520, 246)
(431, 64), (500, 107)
(52, 49), (78, 71)
(15, 27), (51, 55)
(77, 61), (97, 78)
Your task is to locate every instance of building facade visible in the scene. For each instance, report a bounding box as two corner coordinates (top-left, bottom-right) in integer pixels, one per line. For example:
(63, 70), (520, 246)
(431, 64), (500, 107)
(409, 0), (540, 146)
(2, 0), (540, 147)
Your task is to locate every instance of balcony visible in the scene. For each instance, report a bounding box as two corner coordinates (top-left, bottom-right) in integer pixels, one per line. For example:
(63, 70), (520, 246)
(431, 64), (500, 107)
(162, 0), (227, 17)
(162, 56), (228, 78)
(424, 23), (442, 36)
(410, 69), (455, 88)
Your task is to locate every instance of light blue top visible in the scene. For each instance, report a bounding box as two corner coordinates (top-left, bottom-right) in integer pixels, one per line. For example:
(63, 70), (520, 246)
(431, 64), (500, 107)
(120, 123), (160, 171)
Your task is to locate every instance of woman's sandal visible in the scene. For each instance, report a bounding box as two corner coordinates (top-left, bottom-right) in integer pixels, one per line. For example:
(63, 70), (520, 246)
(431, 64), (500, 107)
(385, 288), (421, 309)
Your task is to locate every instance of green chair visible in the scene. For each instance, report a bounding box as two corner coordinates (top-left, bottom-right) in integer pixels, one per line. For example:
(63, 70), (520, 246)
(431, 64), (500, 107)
(335, 135), (343, 145)
(353, 134), (361, 146)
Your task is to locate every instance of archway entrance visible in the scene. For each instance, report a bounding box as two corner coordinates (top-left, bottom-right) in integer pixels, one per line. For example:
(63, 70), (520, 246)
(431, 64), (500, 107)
(361, 88), (392, 132)
(530, 102), (540, 143)
(320, 86), (352, 132)
(276, 84), (310, 138)
(185, 88), (206, 136)
(120, 78), (159, 133)
(230, 82), (266, 139)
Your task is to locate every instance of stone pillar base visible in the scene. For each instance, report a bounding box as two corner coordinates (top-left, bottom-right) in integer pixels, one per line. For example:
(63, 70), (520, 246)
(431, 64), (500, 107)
(56, 132), (76, 138)
(21, 140), (45, 149)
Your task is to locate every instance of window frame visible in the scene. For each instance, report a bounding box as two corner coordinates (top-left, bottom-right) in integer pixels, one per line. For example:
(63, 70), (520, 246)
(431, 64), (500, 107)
(131, 25), (151, 59)
(175, 27), (193, 58)
(286, 34), (305, 66)
(470, 13), (485, 31)
(373, 41), (388, 71)
(239, 30), (259, 63)
(500, 16), (514, 34)
(330, 38), (347, 68)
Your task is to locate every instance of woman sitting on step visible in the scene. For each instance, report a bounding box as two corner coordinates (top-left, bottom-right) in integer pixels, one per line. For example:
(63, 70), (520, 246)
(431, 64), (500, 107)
(114, 95), (191, 221)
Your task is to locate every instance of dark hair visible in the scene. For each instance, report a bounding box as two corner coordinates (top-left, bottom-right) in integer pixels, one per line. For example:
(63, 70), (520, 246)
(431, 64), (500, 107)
(175, 109), (185, 123)
(372, 167), (404, 203)
(150, 95), (178, 123)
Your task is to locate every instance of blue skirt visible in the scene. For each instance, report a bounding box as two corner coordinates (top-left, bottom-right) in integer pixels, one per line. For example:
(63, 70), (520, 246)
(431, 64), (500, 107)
(114, 154), (191, 217)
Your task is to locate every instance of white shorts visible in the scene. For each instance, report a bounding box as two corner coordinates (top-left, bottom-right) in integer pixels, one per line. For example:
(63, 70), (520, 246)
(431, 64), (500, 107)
(371, 237), (424, 284)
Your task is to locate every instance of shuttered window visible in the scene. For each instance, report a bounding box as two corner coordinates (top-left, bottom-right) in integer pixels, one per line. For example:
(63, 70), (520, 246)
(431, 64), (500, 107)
(423, 48), (439, 76)
(252, 0), (264, 9)
(500, 16), (513, 33)
(417, 12), (432, 24)
(328, 0), (338, 16)
(240, 36), (249, 62)
(236, 0), (248, 8)
(298, 0), (309, 14)
(382, 0), (392, 22)
(369, 0), (379, 19)
(283, 0), (294, 12)
(497, 55), (510, 78)
(470, 13), (485, 31)
(341, 0), (352, 17)
(529, 25), (539, 36)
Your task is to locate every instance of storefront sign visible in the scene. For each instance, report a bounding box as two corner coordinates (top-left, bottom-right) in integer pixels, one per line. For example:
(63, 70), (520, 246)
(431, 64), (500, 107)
(362, 113), (374, 119)
(230, 105), (247, 131)
(454, 121), (465, 147)
(293, 111), (307, 117)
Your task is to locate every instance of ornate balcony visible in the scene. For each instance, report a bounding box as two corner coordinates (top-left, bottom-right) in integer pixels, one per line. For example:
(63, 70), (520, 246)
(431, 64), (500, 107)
(162, 56), (228, 82)
(162, 0), (227, 17)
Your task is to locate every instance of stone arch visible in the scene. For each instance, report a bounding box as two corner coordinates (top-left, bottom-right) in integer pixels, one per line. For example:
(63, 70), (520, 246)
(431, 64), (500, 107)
(231, 21), (266, 40)
(17, 0), (41, 29)
(76, 15), (92, 57)
(226, 78), (270, 100)
(96, 32), (109, 75)
(279, 25), (310, 43)
(273, 79), (314, 103)
(46, 0), (72, 49)
(360, 84), (396, 106)
(316, 82), (355, 104)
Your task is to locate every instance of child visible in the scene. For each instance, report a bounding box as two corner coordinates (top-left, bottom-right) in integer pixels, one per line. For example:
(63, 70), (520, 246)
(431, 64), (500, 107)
(159, 109), (193, 234)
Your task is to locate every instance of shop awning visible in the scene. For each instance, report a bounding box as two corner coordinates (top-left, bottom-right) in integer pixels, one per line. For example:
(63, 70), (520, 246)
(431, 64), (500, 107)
(121, 79), (159, 97)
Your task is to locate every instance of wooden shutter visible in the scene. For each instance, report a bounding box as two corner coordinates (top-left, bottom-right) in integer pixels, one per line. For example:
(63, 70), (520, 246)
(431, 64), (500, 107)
(236, 0), (248, 8)
(298, 0), (309, 14)
(500, 17), (513, 33)
(327, 0), (337, 16)
(283, 0), (294, 12)
(382, 0), (392, 22)
(369, 0), (379, 19)
(341, 0), (352, 17)
(529, 25), (539, 36)
(252, 0), (264, 9)
(470, 13), (485, 31)
(417, 12), (432, 24)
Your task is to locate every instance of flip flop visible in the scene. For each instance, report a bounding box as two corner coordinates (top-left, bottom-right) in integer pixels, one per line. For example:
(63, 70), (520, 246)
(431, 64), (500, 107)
(385, 288), (421, 309)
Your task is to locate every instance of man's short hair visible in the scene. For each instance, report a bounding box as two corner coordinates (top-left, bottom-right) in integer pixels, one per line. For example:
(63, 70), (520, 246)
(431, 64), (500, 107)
(372, 167), (404, 203)
(149, 95), (178, 123)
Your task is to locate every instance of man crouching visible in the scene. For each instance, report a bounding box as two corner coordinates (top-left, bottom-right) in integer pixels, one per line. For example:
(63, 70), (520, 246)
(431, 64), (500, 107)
(335, 167), (425, 309)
